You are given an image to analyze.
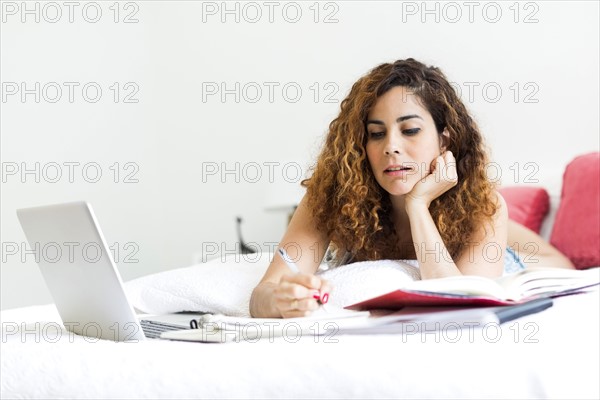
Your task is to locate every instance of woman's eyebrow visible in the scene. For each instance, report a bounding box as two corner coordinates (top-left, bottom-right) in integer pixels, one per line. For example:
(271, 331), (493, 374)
(397, 114), (423, 123)
(366, 114), (423, 126)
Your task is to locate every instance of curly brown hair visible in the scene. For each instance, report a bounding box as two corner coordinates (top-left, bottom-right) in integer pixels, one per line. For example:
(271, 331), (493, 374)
(301, 58), (498, 264)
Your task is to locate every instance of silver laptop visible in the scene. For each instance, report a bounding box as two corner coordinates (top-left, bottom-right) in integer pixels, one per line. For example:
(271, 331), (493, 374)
(16, 201), (205, 341)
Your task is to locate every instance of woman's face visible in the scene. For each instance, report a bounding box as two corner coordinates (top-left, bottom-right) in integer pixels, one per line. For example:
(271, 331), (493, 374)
(366, 86), (446, 197)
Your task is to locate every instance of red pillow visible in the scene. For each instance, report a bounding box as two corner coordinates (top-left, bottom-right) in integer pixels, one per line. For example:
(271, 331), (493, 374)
(550, 152), (600, 269)
(499, 186), (550, 234)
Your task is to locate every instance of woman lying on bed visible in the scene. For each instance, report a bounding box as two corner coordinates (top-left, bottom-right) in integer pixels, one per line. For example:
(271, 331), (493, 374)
(250, 58), (574, 318)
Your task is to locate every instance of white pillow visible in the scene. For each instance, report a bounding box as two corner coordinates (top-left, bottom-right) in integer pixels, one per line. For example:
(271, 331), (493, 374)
(125, 252), (421, 317)
(125, 252), (272, 317)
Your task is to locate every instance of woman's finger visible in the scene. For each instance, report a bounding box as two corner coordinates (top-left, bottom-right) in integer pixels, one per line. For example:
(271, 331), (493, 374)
(274, 281), (322, 316)
(441, 151), (457, 182)
(433, 154), (445, 181)
(276, 274), (333, 316)
(318, 279), (333, 304)
(281, 272), (321, 290)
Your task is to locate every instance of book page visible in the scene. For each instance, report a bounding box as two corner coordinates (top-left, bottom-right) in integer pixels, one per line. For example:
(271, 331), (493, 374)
(404, 275), (509, 300)
(498, 266), (600, 299)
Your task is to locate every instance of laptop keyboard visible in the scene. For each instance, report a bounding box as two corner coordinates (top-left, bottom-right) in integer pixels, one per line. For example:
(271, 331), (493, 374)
(140, 320), (191, 339)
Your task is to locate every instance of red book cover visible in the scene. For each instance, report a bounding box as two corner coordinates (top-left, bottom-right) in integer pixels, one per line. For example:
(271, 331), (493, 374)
(345, 289), (518, 311)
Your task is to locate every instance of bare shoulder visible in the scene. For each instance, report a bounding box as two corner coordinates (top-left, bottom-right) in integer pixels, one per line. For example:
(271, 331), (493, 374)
(467, 189), (508, 243)
(455, 189), (508, 277)
(493, 189), (509, 223)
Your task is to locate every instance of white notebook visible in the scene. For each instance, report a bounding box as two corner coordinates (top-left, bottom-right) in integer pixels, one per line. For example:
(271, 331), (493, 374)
(160, 307), (372, 343)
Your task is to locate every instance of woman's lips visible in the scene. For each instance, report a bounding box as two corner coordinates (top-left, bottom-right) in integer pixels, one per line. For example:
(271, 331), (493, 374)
(383, 167), (413, 176)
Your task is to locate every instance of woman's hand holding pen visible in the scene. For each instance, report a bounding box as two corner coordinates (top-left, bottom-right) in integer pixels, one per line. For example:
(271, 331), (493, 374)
(274, 248), (331, 318)
(274, 274), (331, 318)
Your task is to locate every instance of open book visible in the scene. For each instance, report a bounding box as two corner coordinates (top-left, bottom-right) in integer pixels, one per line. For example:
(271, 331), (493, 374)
(346, 266), (600, 310)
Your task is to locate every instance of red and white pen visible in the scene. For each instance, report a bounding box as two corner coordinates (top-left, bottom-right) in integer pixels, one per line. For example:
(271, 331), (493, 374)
(277, 248), (329, 304)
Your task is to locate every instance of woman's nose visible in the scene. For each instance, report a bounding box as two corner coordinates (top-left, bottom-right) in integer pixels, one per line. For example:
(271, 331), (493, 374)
(383, 134), (402, 155)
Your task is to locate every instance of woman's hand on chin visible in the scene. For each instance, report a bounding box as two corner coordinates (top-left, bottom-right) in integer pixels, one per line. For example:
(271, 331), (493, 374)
(405, 151), (458, 210)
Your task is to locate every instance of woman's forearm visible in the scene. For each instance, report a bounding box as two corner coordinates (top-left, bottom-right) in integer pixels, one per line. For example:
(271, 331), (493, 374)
(406, 202), (462, 279)
(249, 282), (282, 318)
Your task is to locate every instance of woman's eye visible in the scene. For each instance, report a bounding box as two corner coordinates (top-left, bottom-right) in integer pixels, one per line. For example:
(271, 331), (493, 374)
(369, 131), (385, 139)
(403, 128), (420, 135)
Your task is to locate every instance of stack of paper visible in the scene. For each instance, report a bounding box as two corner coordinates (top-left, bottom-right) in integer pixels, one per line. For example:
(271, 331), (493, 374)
(160, 298), (553, 343)
(161, 307), (371, 343)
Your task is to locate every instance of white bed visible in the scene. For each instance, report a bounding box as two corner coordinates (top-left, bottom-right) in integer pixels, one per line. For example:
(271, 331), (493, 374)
(3, 172), (599, 399)
(2, 286), (598, 399)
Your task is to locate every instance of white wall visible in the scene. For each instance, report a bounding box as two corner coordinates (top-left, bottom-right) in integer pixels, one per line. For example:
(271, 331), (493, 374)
(2, 1), (598, 309)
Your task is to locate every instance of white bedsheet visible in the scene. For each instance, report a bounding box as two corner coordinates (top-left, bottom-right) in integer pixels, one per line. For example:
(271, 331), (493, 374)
(2, 289), (599, 399)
